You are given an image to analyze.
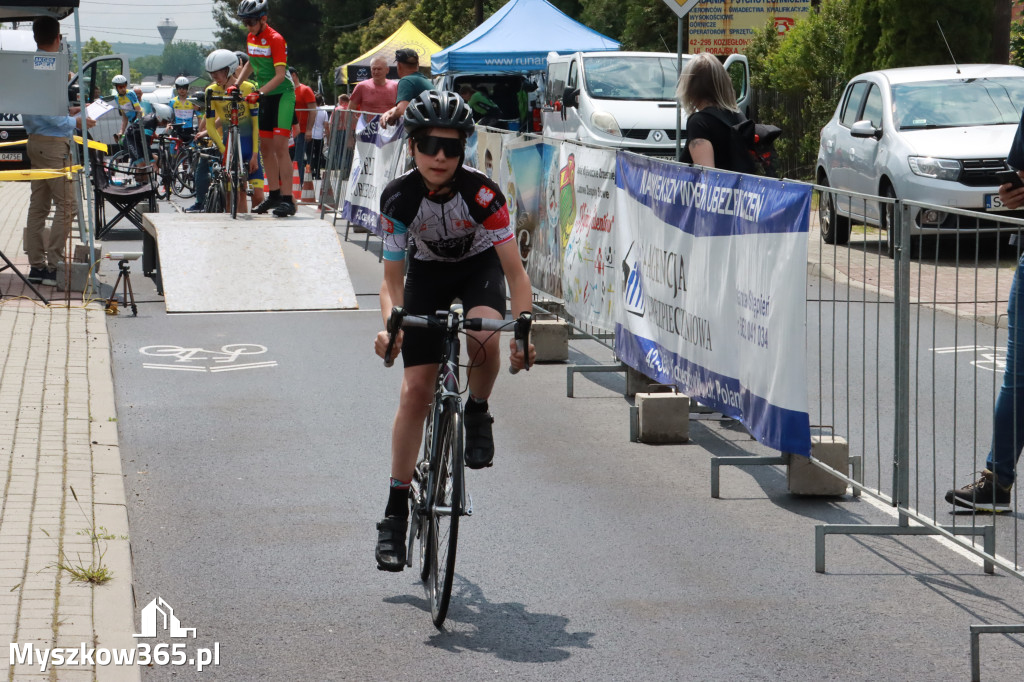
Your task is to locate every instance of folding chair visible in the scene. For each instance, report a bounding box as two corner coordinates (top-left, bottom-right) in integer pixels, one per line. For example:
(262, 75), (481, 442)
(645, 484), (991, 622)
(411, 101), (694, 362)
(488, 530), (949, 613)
(90, 148), (158, 241)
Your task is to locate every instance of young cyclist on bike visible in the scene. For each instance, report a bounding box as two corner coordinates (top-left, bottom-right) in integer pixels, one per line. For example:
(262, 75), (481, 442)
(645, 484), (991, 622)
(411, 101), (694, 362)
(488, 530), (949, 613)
(204, 49), (264, 214)
(372, 91), (536, 572)
(233, 0), (295, 217)
(169, 76), (199, 143)
(113, 74), (144, 160)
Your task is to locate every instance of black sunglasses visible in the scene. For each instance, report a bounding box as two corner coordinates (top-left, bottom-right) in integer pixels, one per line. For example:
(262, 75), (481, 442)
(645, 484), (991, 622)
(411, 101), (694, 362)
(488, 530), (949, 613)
(415, 135), (463, 158)
(241, 17), (261, 26)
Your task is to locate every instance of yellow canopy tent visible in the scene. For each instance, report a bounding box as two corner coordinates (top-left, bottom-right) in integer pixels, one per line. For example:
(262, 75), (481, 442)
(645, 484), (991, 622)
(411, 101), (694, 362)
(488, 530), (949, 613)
(337, 21), (442, 86)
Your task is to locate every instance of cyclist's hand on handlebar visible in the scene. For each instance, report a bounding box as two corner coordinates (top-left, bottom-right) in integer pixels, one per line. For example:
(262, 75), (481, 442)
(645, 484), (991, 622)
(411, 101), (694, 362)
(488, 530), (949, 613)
(375, 329), (403, 363)
(508, 337), (536, 372)
(225, 85), (238, 95)
(245, 92), (261, 105)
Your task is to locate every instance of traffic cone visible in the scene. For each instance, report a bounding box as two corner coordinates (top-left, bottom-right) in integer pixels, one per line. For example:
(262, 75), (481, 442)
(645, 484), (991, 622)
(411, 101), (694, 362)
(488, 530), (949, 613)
(290, 160), (301, 197)
(300, 163), (316, 204)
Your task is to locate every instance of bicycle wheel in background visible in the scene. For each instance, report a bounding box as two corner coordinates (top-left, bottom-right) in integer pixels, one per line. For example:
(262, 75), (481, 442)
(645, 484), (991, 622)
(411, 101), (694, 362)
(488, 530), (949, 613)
(428, 398), (463, 628)
(203, 178), (226, 213)
(171, 147), (196, 198)
(108, 150), (135, 186)
(155, 148), (172, 200)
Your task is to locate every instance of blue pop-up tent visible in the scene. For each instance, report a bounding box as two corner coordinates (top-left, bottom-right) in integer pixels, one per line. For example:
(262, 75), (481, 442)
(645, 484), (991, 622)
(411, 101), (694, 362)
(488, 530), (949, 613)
(431, 0), (619, 75)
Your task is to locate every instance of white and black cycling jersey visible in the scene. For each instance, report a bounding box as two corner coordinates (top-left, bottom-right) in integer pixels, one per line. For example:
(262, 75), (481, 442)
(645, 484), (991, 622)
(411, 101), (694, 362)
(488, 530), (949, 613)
(379, 166), (514, 262)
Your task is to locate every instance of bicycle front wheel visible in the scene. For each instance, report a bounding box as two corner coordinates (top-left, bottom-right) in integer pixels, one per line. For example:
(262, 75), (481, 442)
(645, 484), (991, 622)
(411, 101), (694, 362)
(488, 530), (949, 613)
(428, 398), (463, 628)
(171, 148), (195, 198)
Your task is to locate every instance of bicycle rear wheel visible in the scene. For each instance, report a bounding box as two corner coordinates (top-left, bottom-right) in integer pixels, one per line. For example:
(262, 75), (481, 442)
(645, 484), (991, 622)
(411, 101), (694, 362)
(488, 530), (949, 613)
(171, 148), (195, 198)
(428, 398), (463, 628)
(203, 179), (225, 213)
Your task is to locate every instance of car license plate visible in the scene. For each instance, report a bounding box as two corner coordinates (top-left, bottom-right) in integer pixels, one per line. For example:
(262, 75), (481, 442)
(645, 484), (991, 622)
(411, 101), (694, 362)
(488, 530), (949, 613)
(986, 193), (1011, 211)
(0, 152), (22, 162)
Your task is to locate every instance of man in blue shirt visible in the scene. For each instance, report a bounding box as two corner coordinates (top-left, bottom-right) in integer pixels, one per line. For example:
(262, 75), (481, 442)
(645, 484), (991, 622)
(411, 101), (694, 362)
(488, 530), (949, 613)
(22, 17), (95, 286)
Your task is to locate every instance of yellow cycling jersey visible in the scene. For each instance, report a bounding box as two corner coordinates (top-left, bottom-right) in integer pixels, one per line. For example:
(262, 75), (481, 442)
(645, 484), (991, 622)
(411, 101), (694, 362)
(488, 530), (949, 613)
(205, 80), (260, 153)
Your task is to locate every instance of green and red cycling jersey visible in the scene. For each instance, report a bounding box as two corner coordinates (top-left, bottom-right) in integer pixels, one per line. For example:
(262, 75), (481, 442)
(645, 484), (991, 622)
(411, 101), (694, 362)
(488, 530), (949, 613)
(246, 25), (294, 96)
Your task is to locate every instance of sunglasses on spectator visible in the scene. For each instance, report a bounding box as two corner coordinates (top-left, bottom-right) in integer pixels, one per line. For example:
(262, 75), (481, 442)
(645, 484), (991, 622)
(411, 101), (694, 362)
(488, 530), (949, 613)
(415, 136), (463, 158)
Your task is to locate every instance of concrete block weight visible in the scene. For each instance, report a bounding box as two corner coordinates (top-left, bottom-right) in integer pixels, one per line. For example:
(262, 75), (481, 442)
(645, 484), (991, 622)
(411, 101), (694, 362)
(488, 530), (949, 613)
(626, 366), (661, 397)
(787, 435), (849, 496)
(56, 262), (92, 292)
(635, 392), (690, 443)
(532, 319), (569, 363)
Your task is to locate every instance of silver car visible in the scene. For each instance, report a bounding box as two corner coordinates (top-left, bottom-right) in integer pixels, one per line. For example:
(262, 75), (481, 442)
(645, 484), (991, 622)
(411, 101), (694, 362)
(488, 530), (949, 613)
(816, 64), (1024, 254)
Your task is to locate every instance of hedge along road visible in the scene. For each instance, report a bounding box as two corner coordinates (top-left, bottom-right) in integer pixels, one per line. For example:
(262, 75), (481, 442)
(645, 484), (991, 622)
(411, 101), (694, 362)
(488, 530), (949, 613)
(100, 224), (1024, 681)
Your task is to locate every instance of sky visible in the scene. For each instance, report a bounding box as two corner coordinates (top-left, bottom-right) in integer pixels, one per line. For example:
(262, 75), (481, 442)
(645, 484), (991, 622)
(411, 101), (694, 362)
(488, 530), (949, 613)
(59, 0), (220, 46)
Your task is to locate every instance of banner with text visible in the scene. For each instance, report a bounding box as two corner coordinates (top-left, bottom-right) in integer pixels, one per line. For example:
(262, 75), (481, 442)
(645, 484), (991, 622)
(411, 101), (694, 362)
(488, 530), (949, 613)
(341, 116), (407, 235)
(689, 0), (811, 55)
(614, 152), (812, 455)
(560, 143), (620, 331)
(502, 136), (561, 298)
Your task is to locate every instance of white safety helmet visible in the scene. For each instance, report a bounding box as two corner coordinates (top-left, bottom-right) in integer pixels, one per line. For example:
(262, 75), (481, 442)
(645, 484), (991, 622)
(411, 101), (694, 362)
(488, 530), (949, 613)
(205, 49), (238, 78)
(174, 76), (190, 88)
(112, 74), (128, 86)
(151, 103), (173, 122)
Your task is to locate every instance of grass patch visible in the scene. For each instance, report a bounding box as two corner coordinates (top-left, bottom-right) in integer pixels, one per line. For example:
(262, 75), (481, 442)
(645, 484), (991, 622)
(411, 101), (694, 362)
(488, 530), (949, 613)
(42, 486), (116, 585)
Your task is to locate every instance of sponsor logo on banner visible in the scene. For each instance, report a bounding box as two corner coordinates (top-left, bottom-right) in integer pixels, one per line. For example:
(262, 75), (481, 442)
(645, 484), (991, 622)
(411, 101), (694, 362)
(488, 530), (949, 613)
(558, 153), (577, 249)
(33, 56), (57, 71)
(622, 241), (645, 317)
(475, 186), (495, 207)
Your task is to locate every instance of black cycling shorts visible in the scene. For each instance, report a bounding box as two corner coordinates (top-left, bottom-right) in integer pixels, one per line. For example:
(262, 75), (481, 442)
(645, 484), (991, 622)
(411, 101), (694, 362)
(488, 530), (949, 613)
(401, 247), (507, 368)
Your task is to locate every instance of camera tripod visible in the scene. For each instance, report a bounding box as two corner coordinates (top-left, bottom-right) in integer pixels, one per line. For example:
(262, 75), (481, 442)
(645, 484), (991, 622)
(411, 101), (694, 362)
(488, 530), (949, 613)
(105, 259), (137, 316)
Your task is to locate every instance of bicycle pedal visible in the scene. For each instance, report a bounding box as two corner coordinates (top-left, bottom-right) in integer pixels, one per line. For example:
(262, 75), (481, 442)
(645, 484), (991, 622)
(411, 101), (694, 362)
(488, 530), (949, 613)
(465, 494), (473, 517)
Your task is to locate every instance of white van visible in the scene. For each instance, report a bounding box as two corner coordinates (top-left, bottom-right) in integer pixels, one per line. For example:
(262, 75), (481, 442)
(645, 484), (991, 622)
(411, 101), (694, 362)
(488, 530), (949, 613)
(542, 51), (750, 157)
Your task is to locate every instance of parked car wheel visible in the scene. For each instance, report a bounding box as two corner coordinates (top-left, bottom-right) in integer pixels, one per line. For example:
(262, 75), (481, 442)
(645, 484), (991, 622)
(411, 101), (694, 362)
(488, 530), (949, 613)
(819, 178), (851, 245)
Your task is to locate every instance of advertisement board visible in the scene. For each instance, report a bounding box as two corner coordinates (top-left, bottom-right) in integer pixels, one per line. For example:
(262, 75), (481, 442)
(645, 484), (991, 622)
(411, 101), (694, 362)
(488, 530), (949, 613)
(688, 0), (811, 55)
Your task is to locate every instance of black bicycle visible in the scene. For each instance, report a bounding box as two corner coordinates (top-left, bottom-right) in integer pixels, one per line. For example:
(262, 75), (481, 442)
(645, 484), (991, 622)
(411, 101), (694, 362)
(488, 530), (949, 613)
(383, 304), (532, 627)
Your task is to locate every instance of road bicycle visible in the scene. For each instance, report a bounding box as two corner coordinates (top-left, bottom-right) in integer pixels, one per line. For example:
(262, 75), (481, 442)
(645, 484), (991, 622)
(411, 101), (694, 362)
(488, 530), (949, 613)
(205, 86), (259, 219)
(151, 132), (185, 200)
(167, 132), (213, 200)
(199, 147), (227, 215)
(383, 304), (532, 627)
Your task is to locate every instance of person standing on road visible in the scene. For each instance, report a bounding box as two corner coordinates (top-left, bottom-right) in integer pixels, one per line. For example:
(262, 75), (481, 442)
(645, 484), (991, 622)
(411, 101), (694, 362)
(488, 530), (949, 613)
(381, 49), (433, 127)
(22, 17), (96, 286)
(233, 0), (296, 217)
(947, 132), (1024, 512)
(676, 52), (754, 173)
(371, 91), (535, 571)
(289, 66), (316, 186)
(308, 94), (328, 180)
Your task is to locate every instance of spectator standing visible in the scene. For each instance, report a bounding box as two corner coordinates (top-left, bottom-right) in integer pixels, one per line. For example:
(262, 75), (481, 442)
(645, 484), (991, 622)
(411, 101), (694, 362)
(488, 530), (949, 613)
(309, 94), (328, 180)
(22, 17), (96, 286)
(349, 56), (397, 119)
(382, 49), (433, 126)
(290, 66), (317, 185)
(676, 52), (754, 173)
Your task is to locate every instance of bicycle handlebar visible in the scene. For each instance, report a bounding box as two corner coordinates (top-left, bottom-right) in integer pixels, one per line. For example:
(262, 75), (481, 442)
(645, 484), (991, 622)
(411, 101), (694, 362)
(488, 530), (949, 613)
(382, 306), (532, 372)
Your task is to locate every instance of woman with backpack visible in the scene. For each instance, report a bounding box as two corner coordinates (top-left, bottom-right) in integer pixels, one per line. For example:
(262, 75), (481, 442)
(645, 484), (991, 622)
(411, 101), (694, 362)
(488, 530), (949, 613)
(676, 53), (755, 174)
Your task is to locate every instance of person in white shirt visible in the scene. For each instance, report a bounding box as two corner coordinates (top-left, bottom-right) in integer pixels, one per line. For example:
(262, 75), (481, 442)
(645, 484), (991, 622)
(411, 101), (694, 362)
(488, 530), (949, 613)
(308, 94), (329, 180)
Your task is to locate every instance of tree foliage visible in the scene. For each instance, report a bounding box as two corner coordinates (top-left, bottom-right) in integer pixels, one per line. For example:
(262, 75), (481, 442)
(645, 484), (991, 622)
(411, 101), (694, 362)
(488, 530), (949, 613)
(749, 0), (852, 178)
(844, 0), (996, 74)
(161, 41), (208, 78)
(71, 37), (113, 71)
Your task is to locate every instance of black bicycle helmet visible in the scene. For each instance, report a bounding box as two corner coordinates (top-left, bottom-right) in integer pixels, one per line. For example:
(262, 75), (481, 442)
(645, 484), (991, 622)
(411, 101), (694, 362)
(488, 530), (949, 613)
(237, 0), (268, 19)
(403, 90), (475, 135)
(234, 50), (249, 66)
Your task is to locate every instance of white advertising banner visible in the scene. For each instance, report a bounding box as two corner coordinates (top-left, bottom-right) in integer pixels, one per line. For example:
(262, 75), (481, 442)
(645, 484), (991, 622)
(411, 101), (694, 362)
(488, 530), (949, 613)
(341, 116), (407, 236)
(560, 143), (620, 331)
(614, 152), (812, 455)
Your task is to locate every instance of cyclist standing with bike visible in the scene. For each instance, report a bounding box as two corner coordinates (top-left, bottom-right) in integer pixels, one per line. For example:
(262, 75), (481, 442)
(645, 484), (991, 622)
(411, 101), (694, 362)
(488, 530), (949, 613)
(232, 0), (295, 217)
(170, 76), (200, 143)
(204, 49), (264, 214)
(372, 91), (535, 572)
(113, 74), (144, 161)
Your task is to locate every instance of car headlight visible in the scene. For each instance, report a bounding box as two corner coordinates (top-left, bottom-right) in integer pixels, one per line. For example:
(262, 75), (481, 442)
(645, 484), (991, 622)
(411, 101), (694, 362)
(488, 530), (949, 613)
(908, 156), (961, 181)
(590, 111), (621, 137)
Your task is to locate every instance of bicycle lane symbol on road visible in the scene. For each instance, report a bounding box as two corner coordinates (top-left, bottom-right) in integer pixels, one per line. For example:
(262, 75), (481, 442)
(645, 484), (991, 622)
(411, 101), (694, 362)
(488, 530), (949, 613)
(932, 345), (1006, 373)
(139, 344), (277, 373)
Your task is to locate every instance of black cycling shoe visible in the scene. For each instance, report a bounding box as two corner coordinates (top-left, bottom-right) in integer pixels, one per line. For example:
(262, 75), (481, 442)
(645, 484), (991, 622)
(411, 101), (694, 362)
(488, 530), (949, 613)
(464, 410), (495, 469)
(375, 516), (407, 572)
(272, 199), (296, 217)
(252, 196), (281, 214)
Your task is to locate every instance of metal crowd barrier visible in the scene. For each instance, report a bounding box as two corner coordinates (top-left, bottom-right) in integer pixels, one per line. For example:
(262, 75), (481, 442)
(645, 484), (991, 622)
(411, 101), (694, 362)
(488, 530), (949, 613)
(808, 183), (1024, 679)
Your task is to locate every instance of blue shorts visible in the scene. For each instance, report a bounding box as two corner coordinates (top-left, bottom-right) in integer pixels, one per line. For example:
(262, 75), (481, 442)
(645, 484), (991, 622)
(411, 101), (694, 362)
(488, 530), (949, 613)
(239, 135), (265, 189)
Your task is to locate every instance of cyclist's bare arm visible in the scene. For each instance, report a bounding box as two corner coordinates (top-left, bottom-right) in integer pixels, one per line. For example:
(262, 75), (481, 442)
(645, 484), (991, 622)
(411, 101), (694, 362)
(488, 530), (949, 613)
(493, 239), (536, 369)
(375, 259), (406, 361)
(233, 61), (253, 89)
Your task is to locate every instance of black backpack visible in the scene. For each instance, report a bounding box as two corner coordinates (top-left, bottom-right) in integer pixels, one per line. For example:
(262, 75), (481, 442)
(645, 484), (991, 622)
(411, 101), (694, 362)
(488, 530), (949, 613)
(702, 108), (782, 177)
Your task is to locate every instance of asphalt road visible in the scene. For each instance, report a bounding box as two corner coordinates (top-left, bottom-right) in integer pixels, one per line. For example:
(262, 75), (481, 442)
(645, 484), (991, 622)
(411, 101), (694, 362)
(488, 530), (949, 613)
(100, 211), (1024, 681)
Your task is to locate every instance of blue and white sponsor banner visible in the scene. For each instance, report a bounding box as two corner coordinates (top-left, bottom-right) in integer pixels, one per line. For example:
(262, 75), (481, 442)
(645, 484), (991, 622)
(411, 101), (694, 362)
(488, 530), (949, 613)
(560, 143), (620, 331)
(614, 152), (812, 455)
(341, 116), (407, 235)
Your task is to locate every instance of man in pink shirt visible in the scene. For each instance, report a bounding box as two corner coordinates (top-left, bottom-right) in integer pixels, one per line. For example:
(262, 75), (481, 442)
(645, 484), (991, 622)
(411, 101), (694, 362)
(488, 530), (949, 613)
(289, 66), (317, 185)
(349, 56), (397, 119)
